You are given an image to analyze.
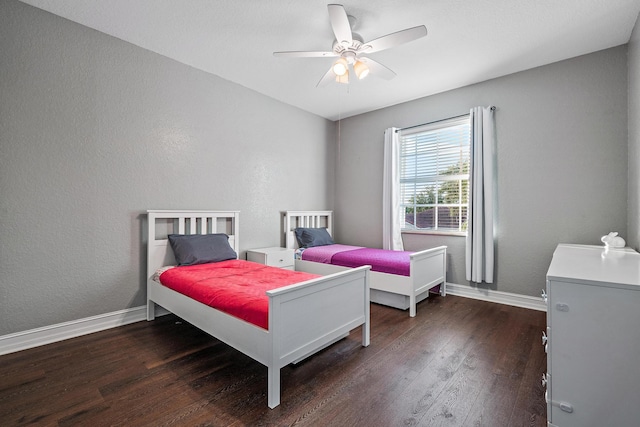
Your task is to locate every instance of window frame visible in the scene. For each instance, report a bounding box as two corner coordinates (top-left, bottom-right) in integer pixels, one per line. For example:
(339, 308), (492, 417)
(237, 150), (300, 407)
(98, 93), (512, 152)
(398, 115), (471, 237)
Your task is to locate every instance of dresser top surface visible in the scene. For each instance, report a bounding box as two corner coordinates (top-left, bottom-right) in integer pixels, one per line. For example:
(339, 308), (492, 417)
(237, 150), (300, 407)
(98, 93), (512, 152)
(547, 244), (640, 288)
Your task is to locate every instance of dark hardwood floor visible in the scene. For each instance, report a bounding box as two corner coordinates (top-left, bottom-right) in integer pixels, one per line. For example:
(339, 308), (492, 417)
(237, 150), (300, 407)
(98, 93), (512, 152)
(0, 295), (547, 426)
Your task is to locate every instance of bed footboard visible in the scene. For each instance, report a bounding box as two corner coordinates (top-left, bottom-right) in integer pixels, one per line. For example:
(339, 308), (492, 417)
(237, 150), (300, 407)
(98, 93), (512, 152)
(411, 245), (447, 296)
(266, 265), (370, 408)
(409, 245), (447, 316)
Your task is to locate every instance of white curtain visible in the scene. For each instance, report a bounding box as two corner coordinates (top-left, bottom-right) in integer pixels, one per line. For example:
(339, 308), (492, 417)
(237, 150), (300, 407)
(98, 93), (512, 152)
(466, 106), (495, 283)
(383, 127), (404, 251)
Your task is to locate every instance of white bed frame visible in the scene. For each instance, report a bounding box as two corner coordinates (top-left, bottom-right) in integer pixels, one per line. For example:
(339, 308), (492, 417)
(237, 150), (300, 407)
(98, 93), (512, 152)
(284, 210), (446, 317)
(146, 210), (370, 409)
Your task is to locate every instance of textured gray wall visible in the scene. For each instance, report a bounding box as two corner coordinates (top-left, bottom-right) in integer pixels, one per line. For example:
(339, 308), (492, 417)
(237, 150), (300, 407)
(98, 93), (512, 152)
(334, 47), (628, 296)
(0, 1), (334, 335)
(629, 13), (640, 251)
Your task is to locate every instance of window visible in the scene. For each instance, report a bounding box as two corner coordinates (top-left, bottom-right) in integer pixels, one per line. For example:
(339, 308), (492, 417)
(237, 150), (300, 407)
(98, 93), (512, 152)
(399, 115), (470, 234)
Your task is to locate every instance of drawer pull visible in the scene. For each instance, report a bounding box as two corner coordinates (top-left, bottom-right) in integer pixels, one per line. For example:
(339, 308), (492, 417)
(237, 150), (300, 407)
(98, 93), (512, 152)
(548, 399), (574, 413)
(542, 331), (547, 345)
(559, 402), (574, 413)
(555, 303), (569, 312)
(541, 289), (548, 302)
(541, 373), (548, 387)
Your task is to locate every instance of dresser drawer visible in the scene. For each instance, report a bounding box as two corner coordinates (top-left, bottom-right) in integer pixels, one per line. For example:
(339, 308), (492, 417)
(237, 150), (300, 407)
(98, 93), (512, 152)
(247, 247), (294, 269)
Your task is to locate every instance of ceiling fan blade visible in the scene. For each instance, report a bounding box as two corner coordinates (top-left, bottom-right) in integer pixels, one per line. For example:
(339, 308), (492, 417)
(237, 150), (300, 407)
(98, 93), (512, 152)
(316, 67), (336, 87)
(358, 57), (396, 80)
(361, 25), (427, 54)
(327, 4), (352, 45)
(273, 50), (337, 58)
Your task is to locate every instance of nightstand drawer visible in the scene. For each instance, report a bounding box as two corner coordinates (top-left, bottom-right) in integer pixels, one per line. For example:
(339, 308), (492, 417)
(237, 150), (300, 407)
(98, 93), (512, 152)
(247, 247), (294, 269)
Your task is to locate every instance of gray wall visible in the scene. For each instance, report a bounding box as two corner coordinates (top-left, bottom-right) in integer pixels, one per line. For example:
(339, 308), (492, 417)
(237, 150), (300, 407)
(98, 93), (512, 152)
(629, 13), (640, 251)
(0, 1), (334, 335)
(334, 47), (629, 297)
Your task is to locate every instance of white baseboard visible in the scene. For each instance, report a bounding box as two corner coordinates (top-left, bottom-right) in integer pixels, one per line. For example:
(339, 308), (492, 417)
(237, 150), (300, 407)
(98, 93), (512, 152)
(0, 305), (169, 356)
(1, 286), (544, 356)
(446, 282), (547, 312)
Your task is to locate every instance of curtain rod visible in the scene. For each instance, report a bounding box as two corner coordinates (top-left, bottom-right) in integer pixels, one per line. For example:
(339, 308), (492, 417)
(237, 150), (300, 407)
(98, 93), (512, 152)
(396, 106), (496, 133)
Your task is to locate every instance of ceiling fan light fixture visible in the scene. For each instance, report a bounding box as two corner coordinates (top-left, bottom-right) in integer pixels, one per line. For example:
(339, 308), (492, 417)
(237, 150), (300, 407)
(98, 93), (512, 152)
(354, 60), (369, 79)
(332, 57), (348, 76)
(336, 70), (349, 84)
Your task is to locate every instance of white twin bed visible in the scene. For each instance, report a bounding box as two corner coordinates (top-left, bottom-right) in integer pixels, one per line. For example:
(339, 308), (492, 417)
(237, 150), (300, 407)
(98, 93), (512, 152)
(146, 210), (370, 409)
(284, 210), (447, 317)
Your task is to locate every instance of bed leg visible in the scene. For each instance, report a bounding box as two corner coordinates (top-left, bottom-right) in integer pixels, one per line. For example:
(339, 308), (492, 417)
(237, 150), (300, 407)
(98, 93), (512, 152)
(409, 295), (417, 317)
(362, 319), (370, 347)
(362, 307), (371, 347)
(440, 281), (447, 297)
(147, 300), (155, 321)
(267, 366), (280, 409)
(363, 268), (370, 347)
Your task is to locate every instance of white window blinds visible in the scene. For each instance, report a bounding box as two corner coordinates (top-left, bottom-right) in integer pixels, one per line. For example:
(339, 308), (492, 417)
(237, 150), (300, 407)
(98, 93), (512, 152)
(399, 115), (471, 233)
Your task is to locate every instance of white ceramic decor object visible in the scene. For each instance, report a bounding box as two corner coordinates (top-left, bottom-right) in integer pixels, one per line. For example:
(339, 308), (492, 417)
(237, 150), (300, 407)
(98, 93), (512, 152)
(601, 232), (625, 248)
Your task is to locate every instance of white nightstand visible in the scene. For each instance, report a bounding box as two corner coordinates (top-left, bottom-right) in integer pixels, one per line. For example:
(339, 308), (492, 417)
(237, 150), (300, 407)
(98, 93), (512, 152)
(246, 247), (295, 270)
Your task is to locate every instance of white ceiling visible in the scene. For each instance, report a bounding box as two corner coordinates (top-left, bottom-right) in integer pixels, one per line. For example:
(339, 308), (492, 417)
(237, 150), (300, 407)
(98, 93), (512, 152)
(19, 0), (640, 121)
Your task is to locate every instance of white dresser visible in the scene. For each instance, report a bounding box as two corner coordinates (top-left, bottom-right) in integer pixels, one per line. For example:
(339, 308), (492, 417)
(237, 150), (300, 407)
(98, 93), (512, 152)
(544, 244), (640, 427)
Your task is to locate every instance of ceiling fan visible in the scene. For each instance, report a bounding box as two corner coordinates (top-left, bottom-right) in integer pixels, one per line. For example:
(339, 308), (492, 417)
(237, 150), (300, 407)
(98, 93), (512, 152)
(273, 4), (427, 87)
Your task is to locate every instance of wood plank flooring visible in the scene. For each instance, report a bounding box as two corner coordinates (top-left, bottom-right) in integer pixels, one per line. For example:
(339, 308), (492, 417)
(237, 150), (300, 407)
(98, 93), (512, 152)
(0, 295), (547, 426)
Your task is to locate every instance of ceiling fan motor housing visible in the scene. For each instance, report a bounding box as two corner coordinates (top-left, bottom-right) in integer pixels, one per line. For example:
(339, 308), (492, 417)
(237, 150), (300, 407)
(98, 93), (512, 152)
(333, 34), (368, 63)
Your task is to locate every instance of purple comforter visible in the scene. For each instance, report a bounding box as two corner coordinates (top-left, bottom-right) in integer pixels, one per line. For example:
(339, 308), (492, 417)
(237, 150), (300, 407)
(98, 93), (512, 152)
(301, 244), (411, 276)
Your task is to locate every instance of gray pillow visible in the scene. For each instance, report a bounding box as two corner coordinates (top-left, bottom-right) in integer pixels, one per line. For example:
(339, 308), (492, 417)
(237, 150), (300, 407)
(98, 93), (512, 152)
(294, 227), (335, 248)
(168, 234), (237, 266)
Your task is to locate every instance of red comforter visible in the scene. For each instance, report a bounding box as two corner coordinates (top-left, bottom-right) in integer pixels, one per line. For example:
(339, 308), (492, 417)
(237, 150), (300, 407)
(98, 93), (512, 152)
(159, 260), (320, 330)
